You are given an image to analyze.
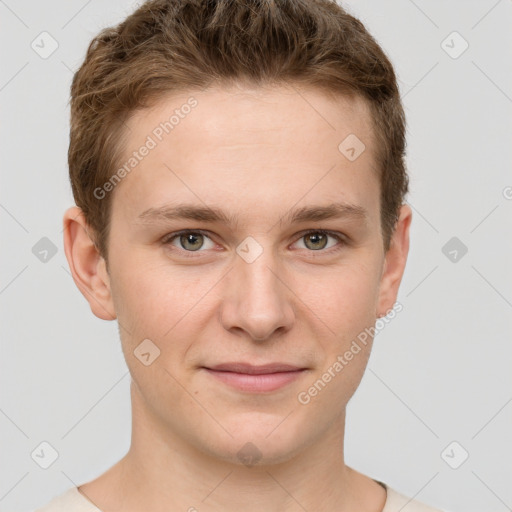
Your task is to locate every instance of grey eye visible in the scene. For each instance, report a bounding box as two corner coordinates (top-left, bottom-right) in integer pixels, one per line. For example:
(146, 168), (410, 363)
(166, 231), (216, 252)
(179, 233), (204, 251)
(303, 232), (328, 250)
(295, 231), (340, 251)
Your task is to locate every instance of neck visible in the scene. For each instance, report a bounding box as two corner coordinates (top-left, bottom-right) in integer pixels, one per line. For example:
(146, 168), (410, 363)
(79, 382), (386, 512)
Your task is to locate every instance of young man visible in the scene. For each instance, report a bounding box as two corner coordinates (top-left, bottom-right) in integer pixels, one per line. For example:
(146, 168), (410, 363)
(36, 0), (447, 510)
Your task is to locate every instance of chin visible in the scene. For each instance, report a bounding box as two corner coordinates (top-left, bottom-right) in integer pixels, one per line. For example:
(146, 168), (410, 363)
(196, 416), (310, 468)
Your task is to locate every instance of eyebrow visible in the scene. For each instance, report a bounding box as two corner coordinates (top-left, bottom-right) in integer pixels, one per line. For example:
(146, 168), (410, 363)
(137, 201), (368, 228)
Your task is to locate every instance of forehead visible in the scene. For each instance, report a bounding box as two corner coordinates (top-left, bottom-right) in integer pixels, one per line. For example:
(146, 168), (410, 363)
(111, 83), (380, 228)
(134, 83), (375, 152)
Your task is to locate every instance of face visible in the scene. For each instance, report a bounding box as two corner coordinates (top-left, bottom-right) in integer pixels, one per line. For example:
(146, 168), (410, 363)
(66, 83), (411, 466)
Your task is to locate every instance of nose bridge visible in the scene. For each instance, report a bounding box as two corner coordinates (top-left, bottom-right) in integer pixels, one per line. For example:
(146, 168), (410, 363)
(221, 242), (294, 341)
(241, 251), (281, 307)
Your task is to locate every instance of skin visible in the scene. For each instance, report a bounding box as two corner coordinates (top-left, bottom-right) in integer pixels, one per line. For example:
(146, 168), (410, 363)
(63, 83), (412, 512)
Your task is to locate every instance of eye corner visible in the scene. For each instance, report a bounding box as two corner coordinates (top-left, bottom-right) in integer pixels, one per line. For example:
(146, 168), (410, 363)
(291, 229), (348, 254)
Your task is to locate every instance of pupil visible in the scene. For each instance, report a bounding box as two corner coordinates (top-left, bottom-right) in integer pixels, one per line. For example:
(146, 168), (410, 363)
(307, 233), (327, 250)
(182, 233), (202, 251)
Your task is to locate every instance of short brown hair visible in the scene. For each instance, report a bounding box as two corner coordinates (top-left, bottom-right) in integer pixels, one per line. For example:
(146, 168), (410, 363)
(68, 0), (408, 262)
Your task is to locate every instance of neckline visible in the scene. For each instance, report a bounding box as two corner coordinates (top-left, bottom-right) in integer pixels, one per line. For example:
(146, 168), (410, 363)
(76, 486), (103, 510)
(75, 479), (389, 511)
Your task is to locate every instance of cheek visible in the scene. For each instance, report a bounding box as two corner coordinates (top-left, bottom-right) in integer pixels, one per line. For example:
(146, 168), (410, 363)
(297, 257), (381, 334)
(109, 257), (208, 412)
(109, 251), (219, 341)
(294, 256), (381, 401)
(112, 255), (223, 371)
(109, 262), (164, 334)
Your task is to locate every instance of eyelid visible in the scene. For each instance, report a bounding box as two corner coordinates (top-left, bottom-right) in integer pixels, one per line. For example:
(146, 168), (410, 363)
(161, 229), (216, 250)
(161, 229), (212, 244)
(292, 228), (346, 244)
(161, 228), (347, 253)
(290, 229), (347, 253)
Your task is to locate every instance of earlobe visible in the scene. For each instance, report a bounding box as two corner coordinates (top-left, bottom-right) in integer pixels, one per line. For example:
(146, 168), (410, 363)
(376, 204), (412, 317)
(62, 206), (117, 321)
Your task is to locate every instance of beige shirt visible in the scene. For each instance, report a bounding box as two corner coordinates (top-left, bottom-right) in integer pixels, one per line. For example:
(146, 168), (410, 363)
(33, 483), (448, 511)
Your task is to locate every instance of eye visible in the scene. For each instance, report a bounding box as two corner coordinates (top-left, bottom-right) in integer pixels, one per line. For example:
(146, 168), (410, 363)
(162, 229), (346, 255)
(293, 230), (345, 252)
(162, 230), (215, 252)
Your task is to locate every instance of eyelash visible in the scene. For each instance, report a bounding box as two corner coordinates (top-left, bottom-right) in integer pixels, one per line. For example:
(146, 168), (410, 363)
(161, 229), (347, 256)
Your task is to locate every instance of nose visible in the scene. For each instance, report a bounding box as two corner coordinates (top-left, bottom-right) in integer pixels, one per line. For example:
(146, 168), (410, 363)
(220, 250), (295, 342)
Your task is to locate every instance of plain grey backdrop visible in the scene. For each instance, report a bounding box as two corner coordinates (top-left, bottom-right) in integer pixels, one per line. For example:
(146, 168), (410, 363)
(1, 1), (511, 511)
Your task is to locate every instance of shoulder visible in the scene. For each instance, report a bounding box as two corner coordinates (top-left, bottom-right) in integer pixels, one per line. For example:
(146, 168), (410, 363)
(33, 487), (101, 512)
(382, 484), (449, 512)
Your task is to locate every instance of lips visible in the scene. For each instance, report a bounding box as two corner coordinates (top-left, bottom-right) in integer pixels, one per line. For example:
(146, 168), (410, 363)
(202, 362), (307, 392)
(205, 362), (305, 374)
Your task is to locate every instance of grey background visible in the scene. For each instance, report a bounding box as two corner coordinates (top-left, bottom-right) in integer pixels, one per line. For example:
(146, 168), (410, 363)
(1, 1), (511, 511)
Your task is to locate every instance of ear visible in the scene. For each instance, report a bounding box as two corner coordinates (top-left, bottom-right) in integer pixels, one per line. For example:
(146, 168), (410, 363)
(376, 204), (412, 317)
(62, 206), (116, 320)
